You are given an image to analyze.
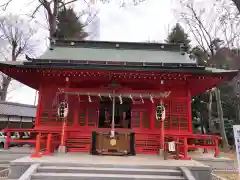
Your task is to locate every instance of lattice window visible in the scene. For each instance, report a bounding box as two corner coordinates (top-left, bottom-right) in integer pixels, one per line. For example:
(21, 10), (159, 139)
(170, 100), (189, 132)
(131, 111), (141, 128)
(131, 109), (149, 129)
(87, 108), (98, 127)
(171, 101), (187, 116)
(40, 109), (59, 125)
(142, 112), (150, 128)
(79, 108), (86, 126)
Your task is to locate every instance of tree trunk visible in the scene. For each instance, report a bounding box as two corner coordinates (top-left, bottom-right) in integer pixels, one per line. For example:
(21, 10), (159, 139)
(235, 80), (240, 124)
(50, 0), (58, 38)
(200, 113), (205, 134)
(214, 88), (229, 150)
(0, 76), (11, 101)
(208, 91), (213, 133)
(49, 16), (57, 38)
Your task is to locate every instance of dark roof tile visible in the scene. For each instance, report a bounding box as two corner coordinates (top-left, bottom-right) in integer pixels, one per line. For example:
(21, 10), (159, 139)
(0, 101), (36, 117)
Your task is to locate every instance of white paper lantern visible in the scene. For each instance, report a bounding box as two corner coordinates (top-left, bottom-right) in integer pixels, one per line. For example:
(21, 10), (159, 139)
(156, 103), (165, 121)
(58, 101), (69, 119)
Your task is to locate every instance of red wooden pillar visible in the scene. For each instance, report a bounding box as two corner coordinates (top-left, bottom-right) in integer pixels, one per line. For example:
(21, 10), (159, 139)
(160, 120), (164, 149)
(160, 98), (165, 150)
(59, 77), (70, 153)
(73, 98), (79, 127)
(182, 137), (191, 160)
(187, 90), (192, 133)
(214, 138), (220, 157)
(60, 120), (66, 146)
(31, 134), (42, 158)
(86, 108), (89, 126)
(4, 131), (10, 149)
(150, 102), (155, 129)
(43, 133), (52, 155)
(35, 86), (43, 126)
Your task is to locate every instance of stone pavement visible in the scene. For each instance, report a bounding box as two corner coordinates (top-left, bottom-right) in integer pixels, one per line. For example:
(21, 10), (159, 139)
(12, 153), (207, 167)
(0, 147), (33, 170)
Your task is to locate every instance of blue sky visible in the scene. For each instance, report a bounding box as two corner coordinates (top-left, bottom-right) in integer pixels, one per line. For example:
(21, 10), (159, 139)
(3, 0), (177, 105)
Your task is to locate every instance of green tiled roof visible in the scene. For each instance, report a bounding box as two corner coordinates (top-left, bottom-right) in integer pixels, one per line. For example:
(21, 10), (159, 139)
(40, 47), (195, 64)
(38, 40), (196, 64)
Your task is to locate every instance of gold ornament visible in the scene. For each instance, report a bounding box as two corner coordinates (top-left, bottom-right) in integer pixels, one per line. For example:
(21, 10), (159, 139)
(110, 138), (117, 146)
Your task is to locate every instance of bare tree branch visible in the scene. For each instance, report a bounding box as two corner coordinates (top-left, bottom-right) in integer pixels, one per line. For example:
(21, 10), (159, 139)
(31, 4), (43, 18)
(59, 0), (77, 8)
(0, 14), (39, 100)
(176, 0), (240, 55)
(0, 0), (13, 10)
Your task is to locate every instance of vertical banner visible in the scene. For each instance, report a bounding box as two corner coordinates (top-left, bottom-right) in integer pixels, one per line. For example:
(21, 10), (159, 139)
(233, 125), (240, 171)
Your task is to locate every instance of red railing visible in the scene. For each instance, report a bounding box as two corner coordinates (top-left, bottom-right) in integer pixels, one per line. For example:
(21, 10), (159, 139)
(135, 132), (220, 159)
(31, 133), (61, 157)
(2, 128), (220, 159)
(165, 133), (220, 159)
(2, 128), (61, 158)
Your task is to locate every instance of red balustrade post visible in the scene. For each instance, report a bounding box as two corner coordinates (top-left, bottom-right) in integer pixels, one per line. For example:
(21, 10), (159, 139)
(214, 138), (220, 157)
(203, 139), (208, 153)
(31, 134), (42, 158)
(4, 131), (10, 149)
(43, 133), (52, 155)
(183, 137), (189, 160)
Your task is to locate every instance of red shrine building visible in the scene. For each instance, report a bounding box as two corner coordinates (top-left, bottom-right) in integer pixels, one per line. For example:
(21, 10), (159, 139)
(0, 40), (238, 159)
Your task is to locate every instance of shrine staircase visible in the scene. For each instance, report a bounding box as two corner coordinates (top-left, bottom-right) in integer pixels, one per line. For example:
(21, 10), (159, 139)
(31, 163), (190, 180)
(66, 132), (92, 153)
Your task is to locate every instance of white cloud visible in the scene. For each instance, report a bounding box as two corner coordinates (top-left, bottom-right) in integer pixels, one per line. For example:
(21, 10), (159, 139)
(99, 0), (177, 42)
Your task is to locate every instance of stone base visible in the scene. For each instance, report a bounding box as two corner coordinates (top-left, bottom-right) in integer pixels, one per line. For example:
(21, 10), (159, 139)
(194, 157), (235, 170)
(158, 149), (164, 157)
(58, 145), (66, 154)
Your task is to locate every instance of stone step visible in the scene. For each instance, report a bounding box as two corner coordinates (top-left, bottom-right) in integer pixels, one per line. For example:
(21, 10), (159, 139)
(38, 166), (182, 176)
(0, 160), (10, 164)
(0, 164), (9, 168)
(32, 172), (186, 180)
(41, 163), (179, 169)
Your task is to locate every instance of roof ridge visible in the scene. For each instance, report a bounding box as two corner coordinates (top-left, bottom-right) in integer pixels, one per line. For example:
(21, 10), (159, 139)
(0, 101), (36, 108)
(50, 39), (187, 52)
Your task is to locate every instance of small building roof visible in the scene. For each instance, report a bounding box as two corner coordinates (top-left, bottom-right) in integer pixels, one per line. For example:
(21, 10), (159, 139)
(0, 101), (36, 117)
(37, 39), (196, 64)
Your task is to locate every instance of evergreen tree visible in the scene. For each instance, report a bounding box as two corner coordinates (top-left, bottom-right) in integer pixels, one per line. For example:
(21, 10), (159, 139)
(165, 23), (191, 45)
(190, 46), (208, 66)
(56, 8), (88, 40)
